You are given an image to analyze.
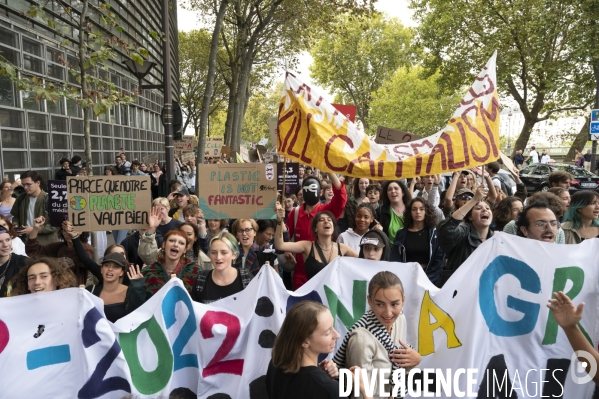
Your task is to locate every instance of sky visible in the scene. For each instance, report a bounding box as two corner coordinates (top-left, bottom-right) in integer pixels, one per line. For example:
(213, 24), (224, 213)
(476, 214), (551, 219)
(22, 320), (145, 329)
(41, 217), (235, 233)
(176, 0), (415, 101)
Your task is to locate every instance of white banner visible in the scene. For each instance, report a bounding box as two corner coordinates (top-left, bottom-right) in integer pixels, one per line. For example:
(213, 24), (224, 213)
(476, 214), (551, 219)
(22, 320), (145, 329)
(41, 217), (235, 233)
(0, 233), (598, 398)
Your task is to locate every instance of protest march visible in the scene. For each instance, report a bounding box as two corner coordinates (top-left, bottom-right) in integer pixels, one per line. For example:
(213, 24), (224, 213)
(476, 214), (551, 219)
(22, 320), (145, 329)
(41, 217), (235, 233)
(1, 51), (599, 399)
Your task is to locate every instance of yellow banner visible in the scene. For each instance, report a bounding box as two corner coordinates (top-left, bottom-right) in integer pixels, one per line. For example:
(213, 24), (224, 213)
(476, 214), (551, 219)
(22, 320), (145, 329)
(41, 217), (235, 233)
(277, 53), (500, 179)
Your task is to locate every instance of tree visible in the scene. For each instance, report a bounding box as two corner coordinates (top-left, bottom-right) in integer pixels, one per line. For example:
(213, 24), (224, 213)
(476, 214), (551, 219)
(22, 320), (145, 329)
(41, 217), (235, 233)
(368, 67), (461, 137)
(411, 0), (598, 157)
(242, 82), (283, 145)
(178, 30), (228, 139)
(184, 0), (376, 155)
(310, 14), (412, 130)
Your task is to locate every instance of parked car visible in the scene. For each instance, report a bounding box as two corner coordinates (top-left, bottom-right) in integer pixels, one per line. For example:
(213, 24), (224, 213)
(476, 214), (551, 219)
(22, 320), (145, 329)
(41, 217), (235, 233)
(519, 163), (599, 194)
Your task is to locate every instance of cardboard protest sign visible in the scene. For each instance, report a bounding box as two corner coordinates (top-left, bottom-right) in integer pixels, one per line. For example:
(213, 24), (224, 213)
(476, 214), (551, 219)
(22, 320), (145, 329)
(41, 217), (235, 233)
(204, 137), (223, 158)
(277, 162), (299, 196)
(142, 153), (160, 165)
(197, 163), (277, 219)
(47, 180), (68, 227)
(499, 151), (516, 175)
(240, 145), (250, 162)
(174, 140), (193, 152)
(181, 152), (195, 163)
(374, 125), (423, 145)
(221, 145), (232, 156)
(67, 176), (151, 231)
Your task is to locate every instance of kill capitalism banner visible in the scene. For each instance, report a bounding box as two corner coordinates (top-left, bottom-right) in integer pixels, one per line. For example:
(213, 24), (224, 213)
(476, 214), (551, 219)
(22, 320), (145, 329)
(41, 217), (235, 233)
(197, 163), (277, 219)
(67, 176), (151, 231)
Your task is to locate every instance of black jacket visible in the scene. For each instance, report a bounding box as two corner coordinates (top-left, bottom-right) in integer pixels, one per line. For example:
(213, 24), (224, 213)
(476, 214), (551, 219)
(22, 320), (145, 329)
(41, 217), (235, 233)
(358, 229), (391, 261)
(375, 205), (394, 239)
(390, 227), (445, 287)
(122, 231), (163, 268)
(437, 216), (493, 286)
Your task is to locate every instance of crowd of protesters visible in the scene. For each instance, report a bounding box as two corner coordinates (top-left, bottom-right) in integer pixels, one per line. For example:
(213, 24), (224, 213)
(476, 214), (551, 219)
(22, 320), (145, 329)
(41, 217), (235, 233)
(2, 154), (599, 397)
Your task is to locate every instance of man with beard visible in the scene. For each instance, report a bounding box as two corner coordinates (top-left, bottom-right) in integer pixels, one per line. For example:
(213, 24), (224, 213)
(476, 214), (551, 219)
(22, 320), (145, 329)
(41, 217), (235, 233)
(285, 173), (347, 289)
(516, 201), (559, 242)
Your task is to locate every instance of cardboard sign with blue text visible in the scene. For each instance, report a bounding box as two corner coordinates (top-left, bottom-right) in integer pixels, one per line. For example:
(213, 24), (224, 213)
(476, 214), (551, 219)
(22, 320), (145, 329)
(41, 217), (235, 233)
(66, 176), (151, 231)
(197, 163), (277, 219)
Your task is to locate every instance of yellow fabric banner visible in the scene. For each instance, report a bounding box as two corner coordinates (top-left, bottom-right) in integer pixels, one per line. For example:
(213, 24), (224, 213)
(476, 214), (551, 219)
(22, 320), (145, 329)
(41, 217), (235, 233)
(277, 53), (500, 179)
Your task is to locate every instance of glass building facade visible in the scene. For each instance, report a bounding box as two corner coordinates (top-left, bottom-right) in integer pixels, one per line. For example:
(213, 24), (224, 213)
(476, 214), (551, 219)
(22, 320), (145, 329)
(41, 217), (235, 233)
(0, 0), (179, 180)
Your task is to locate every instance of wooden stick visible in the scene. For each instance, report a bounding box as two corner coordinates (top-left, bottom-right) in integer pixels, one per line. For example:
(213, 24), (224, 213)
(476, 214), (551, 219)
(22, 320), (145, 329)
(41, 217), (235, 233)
(281, 159), (287, 205)
(481, 165), (486, 188)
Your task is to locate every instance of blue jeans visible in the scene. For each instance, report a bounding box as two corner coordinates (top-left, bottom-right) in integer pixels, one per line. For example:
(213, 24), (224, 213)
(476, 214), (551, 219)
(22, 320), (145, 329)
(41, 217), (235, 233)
(112, 230), (128, 246)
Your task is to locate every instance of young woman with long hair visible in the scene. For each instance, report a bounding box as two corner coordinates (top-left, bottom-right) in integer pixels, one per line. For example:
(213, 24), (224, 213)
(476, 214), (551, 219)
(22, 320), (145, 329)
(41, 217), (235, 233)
(274, 206), (358, 280)
(0, 215), (25, 255)
(0, 227), (27, 296)
(11, 257), (77, 295)
(376, 180), (412, 243)
(333, 272), (420, 398)
(561, 191), (599, 244)
(0, 180), (17, 222)
(266, 301), (374, 399)
(391, 198), (445, 287)
(191, 232), (252, 304)
(438, 185), (493, 286)
(142, 228), (201, 296)
(338, 203), (381, 253)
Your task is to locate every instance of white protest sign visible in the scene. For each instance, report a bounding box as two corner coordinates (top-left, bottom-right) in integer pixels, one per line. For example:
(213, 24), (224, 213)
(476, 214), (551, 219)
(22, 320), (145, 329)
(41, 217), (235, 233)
(0, 234), (597, 398)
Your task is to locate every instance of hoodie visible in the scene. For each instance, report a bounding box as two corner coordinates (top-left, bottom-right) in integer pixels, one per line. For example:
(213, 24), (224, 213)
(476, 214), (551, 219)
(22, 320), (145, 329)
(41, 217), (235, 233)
(357, 229), (391, 261)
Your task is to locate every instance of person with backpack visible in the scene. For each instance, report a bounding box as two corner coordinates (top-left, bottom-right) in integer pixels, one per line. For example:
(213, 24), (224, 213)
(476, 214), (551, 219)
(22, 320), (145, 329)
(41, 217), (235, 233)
(487, 162), (511, 196)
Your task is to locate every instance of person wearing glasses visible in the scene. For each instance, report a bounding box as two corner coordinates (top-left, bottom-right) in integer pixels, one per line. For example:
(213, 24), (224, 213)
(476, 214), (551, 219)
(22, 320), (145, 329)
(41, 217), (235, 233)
(503, 192), (566, 244)
(10, 171), (57, 244)
(231, 218), (276, 277)
(438, 185), (494, 286)
(515, 201), (559, 243)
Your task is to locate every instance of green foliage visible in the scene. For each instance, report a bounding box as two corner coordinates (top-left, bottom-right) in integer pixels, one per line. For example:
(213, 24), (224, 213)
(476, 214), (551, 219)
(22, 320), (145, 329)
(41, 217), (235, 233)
(310, 14), (413, 129)
(178, 30), (229, 135)
(368, 67), (461, 137)
(242, 82), (283, 145)
(410, 0), (598, 154)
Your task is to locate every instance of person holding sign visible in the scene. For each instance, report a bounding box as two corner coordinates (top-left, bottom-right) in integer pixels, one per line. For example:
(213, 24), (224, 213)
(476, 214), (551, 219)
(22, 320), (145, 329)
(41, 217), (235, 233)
(25, 217), (93, 286)
(11, 257), (77, 295)
(333, 272), (420, 398)
(266, 301), (374, 399)
(191, 232), (253, 304)
(438, 185), (493, 286)
(275, 204), (357, 281)
(142, 229), (201, 296)
(285, 174), (348, 289)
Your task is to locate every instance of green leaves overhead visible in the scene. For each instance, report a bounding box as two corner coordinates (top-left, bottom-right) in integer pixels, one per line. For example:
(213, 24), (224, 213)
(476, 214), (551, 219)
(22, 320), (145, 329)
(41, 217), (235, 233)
(310, 14), (413, 130)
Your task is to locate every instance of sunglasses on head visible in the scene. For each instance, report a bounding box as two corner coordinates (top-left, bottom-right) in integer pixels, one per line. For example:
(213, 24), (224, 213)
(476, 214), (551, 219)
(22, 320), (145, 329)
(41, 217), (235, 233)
(453, 194), (473, 201)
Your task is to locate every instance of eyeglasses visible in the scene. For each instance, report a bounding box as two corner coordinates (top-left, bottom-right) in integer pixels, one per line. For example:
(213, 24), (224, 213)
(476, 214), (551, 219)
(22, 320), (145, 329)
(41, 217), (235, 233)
(529, 220), (560, 229)
(454, 195), (473, 201)
(238, 228), (254, 235)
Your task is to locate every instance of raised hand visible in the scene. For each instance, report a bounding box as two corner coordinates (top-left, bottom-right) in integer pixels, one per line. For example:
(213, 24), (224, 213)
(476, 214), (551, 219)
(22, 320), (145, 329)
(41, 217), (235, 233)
(127, 264), (144, 281)
(147, 206), (162, 231)
(274, 201), (285, 222)
(62, 220), (78, 239)
(547, 291), (584, 329)
(33, 216), (46, 230)
(473, 185), (488, 202)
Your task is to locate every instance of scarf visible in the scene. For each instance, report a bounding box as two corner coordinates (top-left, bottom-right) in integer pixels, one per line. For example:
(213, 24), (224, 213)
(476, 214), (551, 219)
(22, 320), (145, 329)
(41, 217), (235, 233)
(333, 310), (403, 396)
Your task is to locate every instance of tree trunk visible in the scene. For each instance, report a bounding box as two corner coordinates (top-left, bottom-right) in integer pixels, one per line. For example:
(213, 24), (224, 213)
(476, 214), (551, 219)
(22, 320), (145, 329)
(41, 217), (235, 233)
(511, 117), (537, 157)
(196, 0), (228, 191)
(223, 73), (238, 147)
(566, 117), (590, 162)
(79, 0), (91, 177)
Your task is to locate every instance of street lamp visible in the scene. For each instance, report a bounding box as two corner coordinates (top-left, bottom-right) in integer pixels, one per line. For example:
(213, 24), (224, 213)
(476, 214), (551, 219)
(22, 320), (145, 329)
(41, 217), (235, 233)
(122, 60), (161, 90)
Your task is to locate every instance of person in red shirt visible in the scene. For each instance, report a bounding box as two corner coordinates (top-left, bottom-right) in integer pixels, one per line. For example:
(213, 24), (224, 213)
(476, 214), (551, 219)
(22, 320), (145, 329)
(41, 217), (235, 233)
(285, 172), (347, 289)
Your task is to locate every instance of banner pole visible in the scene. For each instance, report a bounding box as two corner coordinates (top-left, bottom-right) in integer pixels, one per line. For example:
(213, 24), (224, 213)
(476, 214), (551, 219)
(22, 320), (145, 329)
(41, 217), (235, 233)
(481, 165), (486, 188)
(281, 158), (287, 205)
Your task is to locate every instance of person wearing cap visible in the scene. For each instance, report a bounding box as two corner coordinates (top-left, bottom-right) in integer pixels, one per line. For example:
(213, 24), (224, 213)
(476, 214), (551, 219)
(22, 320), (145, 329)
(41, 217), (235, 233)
(442, 170), (496, 217)
(438, 185), (493, 286)
(358, 229), (391, 261)
(391, 198), (445, 287)
(85, 252), (147, 323)
(169, 187), (199, 222)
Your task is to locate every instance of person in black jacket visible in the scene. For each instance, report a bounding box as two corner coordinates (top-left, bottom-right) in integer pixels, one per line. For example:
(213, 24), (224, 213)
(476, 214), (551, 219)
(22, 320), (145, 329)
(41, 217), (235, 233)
(391, 198), (445, 287)
(55, 158), (74, 180)
(0, 227), (27, 297)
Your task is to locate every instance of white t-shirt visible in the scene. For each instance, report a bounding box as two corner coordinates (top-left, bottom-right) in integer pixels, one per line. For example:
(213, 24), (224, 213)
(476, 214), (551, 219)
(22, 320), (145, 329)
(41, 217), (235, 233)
(540, 154), (550, 164)
(27, 196), (37, 227)
(529, 150), (539, 164)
